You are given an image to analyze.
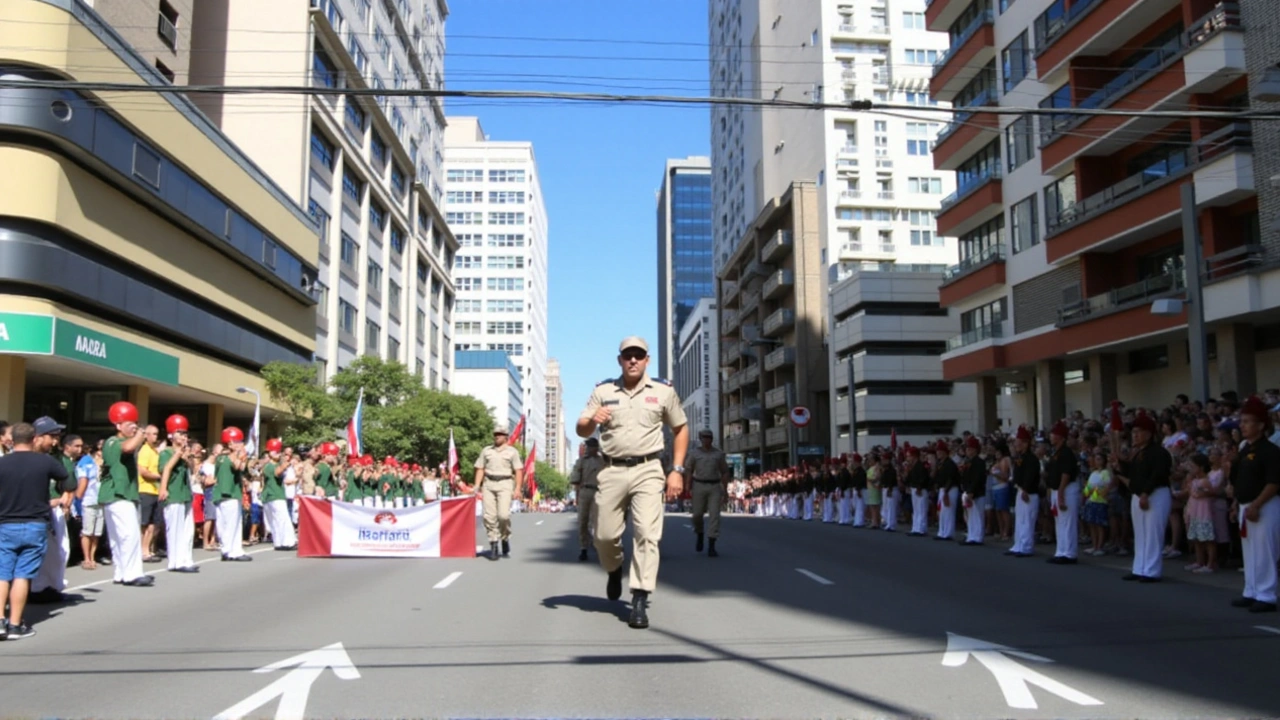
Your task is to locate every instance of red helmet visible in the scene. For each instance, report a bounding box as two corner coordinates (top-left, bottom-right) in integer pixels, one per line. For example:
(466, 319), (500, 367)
(221, 427), (245, 444)
(411, 463), (421, 472)
(385, 456), (397, 466)
(347, 454), (360, 464)
(361, 454), (374, 466)
(266, 438), (284, 453)
(165, 414), (189, 434)
(109, 401), (139, 425)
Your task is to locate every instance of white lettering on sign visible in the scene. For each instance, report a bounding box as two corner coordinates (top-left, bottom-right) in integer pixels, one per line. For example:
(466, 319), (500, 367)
(0, 323), (8, 342)
(75, 335), (107, 359)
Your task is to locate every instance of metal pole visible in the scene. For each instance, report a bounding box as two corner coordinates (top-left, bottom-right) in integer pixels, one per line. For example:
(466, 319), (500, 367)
(787, 381), (798, 469)
(847, 356), (857, 455)
(1181, 183), (1210, 403)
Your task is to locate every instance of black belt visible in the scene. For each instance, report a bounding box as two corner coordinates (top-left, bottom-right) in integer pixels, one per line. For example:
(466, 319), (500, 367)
(486, 475), (512, 481)
(693, 478), (722, 484)
(580, 485), (598, 490)
(602, 452), (661, 467)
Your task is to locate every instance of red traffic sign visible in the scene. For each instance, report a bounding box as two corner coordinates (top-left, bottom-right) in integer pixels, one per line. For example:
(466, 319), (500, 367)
(790, 406), (811, 427)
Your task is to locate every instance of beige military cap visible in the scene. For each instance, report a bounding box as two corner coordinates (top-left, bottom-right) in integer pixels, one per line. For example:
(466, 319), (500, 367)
(619, 336), (649, 353)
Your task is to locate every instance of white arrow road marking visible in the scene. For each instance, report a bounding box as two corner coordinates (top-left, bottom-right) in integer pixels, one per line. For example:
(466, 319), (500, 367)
(536, 520), (544, 525)
(795, 568), (834, 585)
(213, 642), (360, 720)
(942, 633), (1103, 710)
(433, 571), (463, 589)
(1255, 625), (1280, 636)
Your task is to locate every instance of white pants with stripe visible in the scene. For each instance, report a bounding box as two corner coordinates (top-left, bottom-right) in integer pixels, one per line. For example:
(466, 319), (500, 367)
(162, 502), (194, 570)
(32, 506), (69, 592)
(1131, 486), (1171, 578)
(911, 489), (929, 534)
(268, 499), (296, 548)
(965, 495), (986, 543)
(216, 499), (246, 558)
(853, 491), (867, 527)
(104, 501), (145, 582)
(1011, 492), (1039, 554)
(937, 487), (960, 539)
(1241, 496), (1280, 605)
(882, 490), (897, 530)
(1052, 481), (1082, 559)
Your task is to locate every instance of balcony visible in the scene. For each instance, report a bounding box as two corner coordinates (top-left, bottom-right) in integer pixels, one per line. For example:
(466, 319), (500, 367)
(720, 307), (740, 334)
(727, 431), (761, 454)
(838, 242), (897, 263)
(838, 190), (863, 204)
(926, 0), (970, 33)
(725, 372), (742, 393)
(932, 89), (1000, 170)
(1058, 272), (1185, 325)
(1033, 0), (1195, 80)
(744, 259), (770, 281)
(763, 269), (795, 300)
(836, 157), (860, 171)
(725, 404), (745, 423)
(721, 279), (739, 303)
(763, 308), (796, 337)
(1044, 123), (1251, 262)
(765, 383), (793, 410)
(936, 166), (1002, 237)
(835, 24), (892, 39)
(741, 363), (761, 387)
(938, 244), (1006, 307)
(930, 11), (995, 103)
(722, 340), (742, 366)
(1040, 5), (1244, 170)
(740, 291), (760, 319)
(838, 143), (859, 157)
(946, 323), (1003, 352)
(766, 426), (790, 448)
(841, 69), (857, 85)
(764, 345), (796, 371)
(762, 230), (794, 263)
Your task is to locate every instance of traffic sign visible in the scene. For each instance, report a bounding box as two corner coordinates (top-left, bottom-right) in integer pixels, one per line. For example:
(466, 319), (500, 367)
(790, 406), (811, 427)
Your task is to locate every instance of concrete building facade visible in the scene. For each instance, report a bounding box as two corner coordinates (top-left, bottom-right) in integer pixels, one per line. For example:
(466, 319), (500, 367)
(452, 350), (523, 431)
(443, 117), (550, 452)
(929, 0), (1272, 431)
(675, 298), (720, 439)
(1, 0), (320, 443)
(545, 358), (566, 473)
(656, 157), (714, 380)
(189, 0), (457, 390)
(827, 266), (976, 452)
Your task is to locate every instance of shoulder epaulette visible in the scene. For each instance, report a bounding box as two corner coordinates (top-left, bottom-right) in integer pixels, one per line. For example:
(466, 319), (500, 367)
(596, 378), (616, 386)
(652, 377), (673, 386)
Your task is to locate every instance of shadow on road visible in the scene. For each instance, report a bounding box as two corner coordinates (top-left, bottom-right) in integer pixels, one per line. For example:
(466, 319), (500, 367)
(541, 593), (630, 623)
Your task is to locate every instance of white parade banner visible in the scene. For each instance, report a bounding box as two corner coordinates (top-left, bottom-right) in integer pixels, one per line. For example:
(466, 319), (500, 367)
(297, 495), (477, 558)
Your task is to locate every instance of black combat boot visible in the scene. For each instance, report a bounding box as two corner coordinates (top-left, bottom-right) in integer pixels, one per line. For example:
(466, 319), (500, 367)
(707, 538), (719, 558)
(489, 542), (500, 561)
(501, 540), (510, 557)
(628, 591), (650, 629)
(695, 533), (704, 552)
(606, 567), (623, 600)
(578, 548), (588, 562)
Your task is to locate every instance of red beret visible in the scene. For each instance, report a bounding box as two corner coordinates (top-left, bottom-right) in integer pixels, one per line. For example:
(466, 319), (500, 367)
(966, 436), (982, 450)
(1016, 425), (1032, 442)
(907, 446), (921, 457)
(935, 440), (950, 453)
(1241, 395), (1270, 423)
(1133, 411), (1156, 433)
(1051, 421), (1069, 438)
(851, 453), (862, 463)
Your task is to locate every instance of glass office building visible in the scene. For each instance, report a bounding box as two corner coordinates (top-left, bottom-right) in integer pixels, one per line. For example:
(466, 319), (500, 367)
(657, 157), (713, 380)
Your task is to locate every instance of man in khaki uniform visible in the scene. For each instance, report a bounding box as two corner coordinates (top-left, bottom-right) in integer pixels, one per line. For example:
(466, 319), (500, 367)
(686, 429), (729, 557)
(569, 437), (604, 561)
(473, 425), (524, 561)
(577, 336), (688, 630)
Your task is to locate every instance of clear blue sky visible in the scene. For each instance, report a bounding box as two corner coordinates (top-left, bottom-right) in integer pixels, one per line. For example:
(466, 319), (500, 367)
(444, 1), (711, 448)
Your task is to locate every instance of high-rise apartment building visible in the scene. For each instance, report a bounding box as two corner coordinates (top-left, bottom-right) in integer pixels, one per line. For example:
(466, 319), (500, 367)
(675, 298), (721, 437)
(1, 0), (319, 443)
(930, 0), (1274, 430)
(443, 117), (550, 452)
(657, 157), (714, 380)
(709, 0), (957, 282)
(546, 358), (565, 472)
(452, 350), (523, 431)
(189, 0), (457, 390)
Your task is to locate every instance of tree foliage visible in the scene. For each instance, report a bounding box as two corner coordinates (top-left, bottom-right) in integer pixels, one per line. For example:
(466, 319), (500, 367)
(261, 357), (494, 468)
(531, 460), (568, 500)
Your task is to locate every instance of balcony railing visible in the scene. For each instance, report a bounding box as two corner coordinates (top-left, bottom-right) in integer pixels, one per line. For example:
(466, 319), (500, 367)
(725, 372), (742, 393)
(942, 243), (1006, 282)
(765, 383), (792, 410)
(933, 10), (994, 77)
(720, 308), (740, 334)
(765, 345), (796, 370)
(722, 340), (741, 365)
(1041, 4), (1242, 144)
(841, 242), (898, 256)
(740, 291), (760, 316)
(1058, 272), (1185, 324)
(1034, 0), (1100, 55)
(766, 426), (789, 448)
(762, 229), (794, 262)
(876, 158), (894, 169)
(934, 88), (997, 147)
(877, 190), (895, 200)
(839, 143), (859, 155)
(947, 323), (1004, 351)
(722, 279), (740, 302)
(741, 363), (761, 386)
(836, 158), (859, 170)
(763, 269), (795, 299)
(725, 404), (745, 423)
(763, 308), (796, 336)
(1205, 244), (1268, 282)
(840, 190), (863, 202)
(939, 165), (1001, 211)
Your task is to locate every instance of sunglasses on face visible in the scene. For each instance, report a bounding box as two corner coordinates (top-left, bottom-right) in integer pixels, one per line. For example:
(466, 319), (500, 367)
(621, 351), (647, 362)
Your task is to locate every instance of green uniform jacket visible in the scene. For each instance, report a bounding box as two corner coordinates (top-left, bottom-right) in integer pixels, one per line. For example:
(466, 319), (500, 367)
(99, 436), (139, 504)
(261, 461), (285, 503)
(214, 454), (241, 502)
(316, 462), (337, 496)
(343, 469), (363, 501)
(160, 449), (193, 504)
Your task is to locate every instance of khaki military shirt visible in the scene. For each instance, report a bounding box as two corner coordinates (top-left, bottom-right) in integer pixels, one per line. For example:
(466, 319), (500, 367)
(570, 455), (605, 489)
(687, 445), (728, 481)
(299, 461), (317, 496)
(475, 444), (522, 479)
(580, 377), (687, 458)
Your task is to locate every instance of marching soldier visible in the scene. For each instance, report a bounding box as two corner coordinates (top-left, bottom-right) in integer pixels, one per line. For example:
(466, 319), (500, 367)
(850, 454), (868, 527)
(686, 429), (729, 557)
(1111, 410), (1172, 582)
(262, 439), (296, 551)
(1007, 426), (1040, 557)
(100, 402), (153, 587)
(570, 438), (604, 561)
(1046, 421), (1081, 564)
(473, 425), (524, 561)
(1229, 395), (1280, 613)
(879, 452), (900, 531)
(835, 456), (852, 525)
(158, 415), (198, 573)
(905, 447), (931, 536)
(577, 336), (687, 630)
(933, 440), (961, 541)
(960, 436), (987, 545)
(214, 428), (251, 562)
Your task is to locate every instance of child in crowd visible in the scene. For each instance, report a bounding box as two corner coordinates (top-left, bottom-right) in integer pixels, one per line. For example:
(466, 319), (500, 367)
(1183, 452), (1217, 573)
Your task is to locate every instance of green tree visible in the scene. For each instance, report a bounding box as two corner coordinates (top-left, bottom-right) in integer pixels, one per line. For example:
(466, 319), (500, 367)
(531, 460), (568, 500)
(261, 360), (340, 445)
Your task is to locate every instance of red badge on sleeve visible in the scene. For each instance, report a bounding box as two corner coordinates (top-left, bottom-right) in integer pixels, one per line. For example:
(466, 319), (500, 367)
(646, 396), (659, 404)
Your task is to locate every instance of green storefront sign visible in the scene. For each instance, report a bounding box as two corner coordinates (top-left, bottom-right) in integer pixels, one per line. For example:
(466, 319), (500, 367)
(0, 312), (180, 386)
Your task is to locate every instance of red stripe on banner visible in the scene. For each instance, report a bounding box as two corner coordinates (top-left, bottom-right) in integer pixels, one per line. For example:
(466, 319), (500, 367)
(439, 495), (478, 558)
(297, 496), (334, 557)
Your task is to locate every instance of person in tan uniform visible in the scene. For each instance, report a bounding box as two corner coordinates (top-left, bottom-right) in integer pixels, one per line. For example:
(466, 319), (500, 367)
(570, 437), (604, 562)
(473, 425), (524, 561)
(686, 429), (730, 557)
(577, 336), (688, 630)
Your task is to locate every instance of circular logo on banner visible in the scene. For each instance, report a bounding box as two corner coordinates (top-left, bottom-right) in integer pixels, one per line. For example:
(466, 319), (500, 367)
(790, 406), (811, 427)
(374, 512), (398, 525)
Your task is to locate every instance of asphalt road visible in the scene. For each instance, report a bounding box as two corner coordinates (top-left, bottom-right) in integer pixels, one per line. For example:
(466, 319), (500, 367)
(2, 510), (1278, 718)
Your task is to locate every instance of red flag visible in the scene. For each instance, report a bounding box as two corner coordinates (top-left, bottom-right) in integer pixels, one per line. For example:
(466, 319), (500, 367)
(447, 428), (459, 480)
(510, 415), (526, 445)
(890, 428), (898, 453)
(523, 442), (538, 497)
(1109, 400), (1124, 433)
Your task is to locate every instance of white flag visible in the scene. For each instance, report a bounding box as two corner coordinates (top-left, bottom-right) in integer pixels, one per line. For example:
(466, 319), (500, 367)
(246, 400), (261, 457)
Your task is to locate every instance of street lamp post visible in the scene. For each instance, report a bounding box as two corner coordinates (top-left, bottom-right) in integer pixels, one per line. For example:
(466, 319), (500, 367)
(235, 386), (261, 455)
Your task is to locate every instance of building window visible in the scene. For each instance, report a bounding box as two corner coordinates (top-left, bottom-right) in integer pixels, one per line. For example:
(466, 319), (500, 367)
(959, 215), (1006, 263)
(447, 169), (484, 182)
(902, 11), (925, 29)
(455, 277), (481, 291)
(455, 321), (481, 334)
(910, 229), (938, 246)
(366, 260), (382, 292)
(446, 191), (482, 204)
(960, 298), (1008, 333)
(903, 49), (939, 65)
(457, 299), (482, 313)
(370, 132), (387, 165)
(340, 232), (358, 267)
(907, 177), (943, 194)
(488, 212), (526, 226)
(154, 59), (175, 83)
(312, 44), (338, 88)
(1044, 173), (1077, 229)
(388, 337), (400, 360)
(388, 279), (401, 309)
(454, 255), (482, 269)
(487, 255), (525, 270)
(487, 277), (524, 291)
(445, 211), (483, 225)
(342, 172), (363, 203)
(489, 169), (526, 183)
(368, 202), (386, 231)
(1002, 31), (1029, 93)
(456, 234), (483, 247)
(310, 129), (335, 169)
(487, 321), (524, 335)
(486, 299), (525, 313)
(906, 122), (930, 156)
(365, 320), (380, 353)
(339, 300), (357, 334)
(489, 191), (526, 204)
(416, 309), (427, 339)
(1005, 115), (1034, 171)
(157, 0), (180, 50)
(1010, 194), (1039, 253)
(390, 226), (405, 254)
(391, 165), (406, 197)
(488, 233), (526, 247)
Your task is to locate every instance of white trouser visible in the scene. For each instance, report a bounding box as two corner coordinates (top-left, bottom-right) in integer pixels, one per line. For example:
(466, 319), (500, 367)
(965, 495), (986, 543)
(1131, 486), (1172, 578)
(216, 499), (246, 558)
(882, 490), (898, 529)
(1011, 491), (1040, 554)
(104, 500), (145, 582)
(32, 506), (69, 592)
(1052, 481), (1082, 559)
(1241, 496), (1280, 605)
(393, 497), (405, 509)
(268, 499), (296, 548)
(413, 498), (424, 507)
(821, 496), (832, 523)
(838, 492), (850, 524)
(163, 503), (195, 570)
(911, 490), (929, 534)
(853, 490), (867, 526)
(803, 492), (813, 521)
(937, 487), (960, 539)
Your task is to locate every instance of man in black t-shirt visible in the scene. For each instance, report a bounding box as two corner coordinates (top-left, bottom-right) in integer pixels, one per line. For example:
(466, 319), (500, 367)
(0, 421), (73, 640)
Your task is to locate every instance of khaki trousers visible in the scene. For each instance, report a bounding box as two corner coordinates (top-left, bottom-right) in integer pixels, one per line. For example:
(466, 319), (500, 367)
(577, 487), (598, 549)
(594, 460), (664, 593)
(690, 481), (723, 538)
(482, 478), (514, 542)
